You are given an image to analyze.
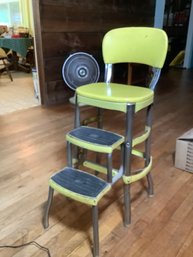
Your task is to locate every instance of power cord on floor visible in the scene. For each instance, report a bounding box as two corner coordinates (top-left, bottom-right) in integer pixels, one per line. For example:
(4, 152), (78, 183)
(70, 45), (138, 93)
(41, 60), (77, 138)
(0, 240), (51, 257)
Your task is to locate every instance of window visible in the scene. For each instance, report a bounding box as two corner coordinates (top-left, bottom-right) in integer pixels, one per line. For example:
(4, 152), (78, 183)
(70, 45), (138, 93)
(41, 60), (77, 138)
(0, 0), (34, 36)
(0, 0), (21, 26)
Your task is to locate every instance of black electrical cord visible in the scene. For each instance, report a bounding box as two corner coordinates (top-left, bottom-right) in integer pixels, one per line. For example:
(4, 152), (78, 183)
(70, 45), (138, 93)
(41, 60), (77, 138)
(0, 240), (51, 257)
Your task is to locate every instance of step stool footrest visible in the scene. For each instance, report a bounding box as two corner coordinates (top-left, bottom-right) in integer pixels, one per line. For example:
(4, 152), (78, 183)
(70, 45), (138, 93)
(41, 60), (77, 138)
(66, 126), (124, 153)
(49, 167), (111, 205)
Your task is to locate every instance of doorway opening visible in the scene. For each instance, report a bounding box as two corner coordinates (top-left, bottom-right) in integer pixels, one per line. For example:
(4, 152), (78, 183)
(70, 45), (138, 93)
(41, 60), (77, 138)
(164, 0), (192, 68)
(0, 0), (41, 115)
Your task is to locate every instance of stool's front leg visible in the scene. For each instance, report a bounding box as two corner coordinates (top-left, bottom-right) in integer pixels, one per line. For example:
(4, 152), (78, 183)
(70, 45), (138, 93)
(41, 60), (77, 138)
(92, 205), (99, 257)
(43, 187), (54, 229)
(123, 104), (135, 226)
(124, 183), (131, 226)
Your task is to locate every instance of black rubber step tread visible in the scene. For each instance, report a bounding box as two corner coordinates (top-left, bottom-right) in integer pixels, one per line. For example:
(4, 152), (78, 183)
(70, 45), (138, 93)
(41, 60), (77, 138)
(68, 126), (123, 146)
(50, 167), (109, 198)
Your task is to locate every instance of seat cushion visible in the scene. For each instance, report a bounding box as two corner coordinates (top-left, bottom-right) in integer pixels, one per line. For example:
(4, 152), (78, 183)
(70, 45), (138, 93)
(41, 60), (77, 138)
(76, 82), (153, 103)
(49, 167), (111, 206)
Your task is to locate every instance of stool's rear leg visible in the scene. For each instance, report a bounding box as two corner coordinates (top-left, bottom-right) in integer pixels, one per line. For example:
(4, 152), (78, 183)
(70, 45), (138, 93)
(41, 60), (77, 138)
(145, 104), (154, 196)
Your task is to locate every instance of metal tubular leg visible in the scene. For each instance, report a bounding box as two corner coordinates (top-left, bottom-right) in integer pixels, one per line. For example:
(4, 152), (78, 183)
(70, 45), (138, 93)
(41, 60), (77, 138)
(67, 141), (73, 167)
(75, 148), (87, 168)
(94, 108), (103, 173)
(124, 139), (132, 226)
(95, 152), (101, 175)
(124, 184), (131, 226)
(74, 92), (88, 168)
(75, 94), (81, 128)
(43, 187), (54, 229)
(147, 173), (154, 196)
(92, 205), (99, 257)
(145, 104), (154, 196)
(123, 104), (135, 226)
(74, 95), (81, 166)
(107, 153), (113, 183)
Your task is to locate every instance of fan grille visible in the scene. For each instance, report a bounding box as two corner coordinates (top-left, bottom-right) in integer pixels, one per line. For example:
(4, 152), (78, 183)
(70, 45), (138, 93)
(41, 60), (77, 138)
(62, 52), (100, 91)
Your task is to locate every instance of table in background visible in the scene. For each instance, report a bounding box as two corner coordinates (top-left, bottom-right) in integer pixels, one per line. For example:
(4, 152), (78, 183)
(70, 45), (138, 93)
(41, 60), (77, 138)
(0, 37), (33, 72)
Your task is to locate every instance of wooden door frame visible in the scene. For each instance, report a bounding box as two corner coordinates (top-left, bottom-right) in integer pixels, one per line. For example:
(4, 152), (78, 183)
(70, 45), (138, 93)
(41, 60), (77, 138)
(32, 0), (47, 105)
(154, 0), (165, 28)
(154, 0), (193, 69)
(184, 0), (193, 68)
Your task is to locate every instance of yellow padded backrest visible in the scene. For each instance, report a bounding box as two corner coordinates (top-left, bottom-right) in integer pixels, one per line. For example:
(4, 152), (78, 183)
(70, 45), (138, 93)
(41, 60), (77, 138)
(102, 27), (168, 68)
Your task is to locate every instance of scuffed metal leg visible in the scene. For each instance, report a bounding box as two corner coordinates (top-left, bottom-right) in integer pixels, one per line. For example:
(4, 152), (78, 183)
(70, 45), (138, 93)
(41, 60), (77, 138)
(92, 205), (99, 257)
(147, 173), (154, 197)
(43, 187), (54, 229)
(107, 153), (113, 183)
(145, 104), (154, 197)
(124, 184), (131, 227)
(67, 141), (73, 167)
(75, 94), (81, 128)
(123, 104), (135, 226)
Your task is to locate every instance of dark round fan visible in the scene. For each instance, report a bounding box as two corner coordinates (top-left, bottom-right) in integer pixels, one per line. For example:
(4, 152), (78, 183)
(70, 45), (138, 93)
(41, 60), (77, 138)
(62, 52), (100, 91)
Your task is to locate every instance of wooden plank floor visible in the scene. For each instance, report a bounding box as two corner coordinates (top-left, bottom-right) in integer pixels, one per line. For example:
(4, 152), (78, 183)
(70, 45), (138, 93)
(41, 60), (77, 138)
(0, 68), (193, 257)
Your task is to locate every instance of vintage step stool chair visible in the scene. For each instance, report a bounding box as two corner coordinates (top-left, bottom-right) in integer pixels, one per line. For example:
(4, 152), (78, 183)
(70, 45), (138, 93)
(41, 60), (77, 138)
(43, 27), (168, 257)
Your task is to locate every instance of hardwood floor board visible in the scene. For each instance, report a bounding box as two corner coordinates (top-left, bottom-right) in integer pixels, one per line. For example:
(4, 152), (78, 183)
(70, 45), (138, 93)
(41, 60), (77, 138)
(1, 138), (67, 185)
(101, 139), (192, 257)
(134, 205), (193, 257)
(0, 165), (56, 210)
(163, 208), (193, 257)
(0, 115), (69, 151)
(0, 69), (193, 256)
(139, 170), (191, 229)
(176, 228), (193, 257)
(30, 184), (124, 257)
(0, 185), (47, 228)
(0, 205), (46, 246)
(99, 164), (192, 257)
(23, 204), (93, 257)
(126, 177), (193, 257)
(68, 198), (126, 257)
(0, 130), (65, 159)
(0, 200), (90, 256)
